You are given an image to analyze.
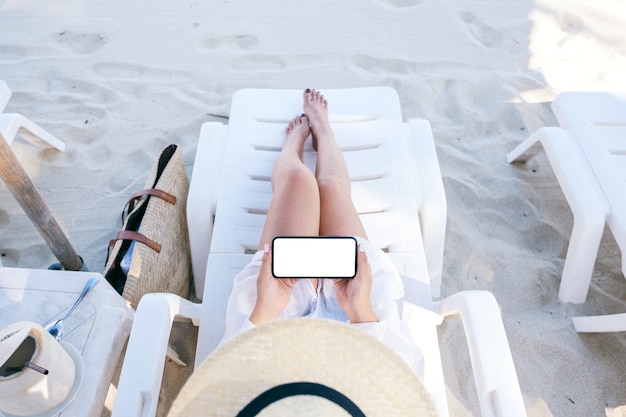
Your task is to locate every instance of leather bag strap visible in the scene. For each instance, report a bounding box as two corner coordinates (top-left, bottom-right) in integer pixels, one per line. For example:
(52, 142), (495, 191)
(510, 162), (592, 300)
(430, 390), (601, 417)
(110, 230), (162, 253)
(123, 188), (176, 221)
(129, 188), (177, 205)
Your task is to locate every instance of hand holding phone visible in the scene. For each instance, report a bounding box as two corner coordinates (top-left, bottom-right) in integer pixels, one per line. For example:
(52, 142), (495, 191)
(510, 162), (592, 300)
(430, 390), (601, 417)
(333, 245), (379, 323)
(249, 244), (299, 325)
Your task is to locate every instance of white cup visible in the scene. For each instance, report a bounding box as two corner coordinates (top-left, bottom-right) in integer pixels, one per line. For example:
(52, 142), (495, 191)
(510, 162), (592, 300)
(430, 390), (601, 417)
(0, 321), (75, 416)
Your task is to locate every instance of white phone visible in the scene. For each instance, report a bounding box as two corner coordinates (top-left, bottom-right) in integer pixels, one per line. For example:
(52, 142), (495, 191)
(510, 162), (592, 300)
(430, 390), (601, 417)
(271, 236), (358, 278)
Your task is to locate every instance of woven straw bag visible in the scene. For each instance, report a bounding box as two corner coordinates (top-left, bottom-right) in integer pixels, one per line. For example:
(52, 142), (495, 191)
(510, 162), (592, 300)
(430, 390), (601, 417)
(104, 144), (192, 309)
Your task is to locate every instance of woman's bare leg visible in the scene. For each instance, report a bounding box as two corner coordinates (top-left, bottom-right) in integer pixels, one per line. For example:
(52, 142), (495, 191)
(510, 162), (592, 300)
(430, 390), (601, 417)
(303, 89), (368, 239)
(258, 115), (320, 249)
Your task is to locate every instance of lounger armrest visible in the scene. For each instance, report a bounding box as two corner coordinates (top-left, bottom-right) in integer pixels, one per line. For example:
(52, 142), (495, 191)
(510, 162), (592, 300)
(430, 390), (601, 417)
(112, 293), (202, 417)
(436, 291), (527, 417)
(405, 119), (447, 298)
(187, 121), (227, 298)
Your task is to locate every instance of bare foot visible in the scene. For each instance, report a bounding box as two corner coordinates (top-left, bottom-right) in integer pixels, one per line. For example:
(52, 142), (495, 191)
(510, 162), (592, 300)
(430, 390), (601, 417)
(283, 114), (310, 158)
(303, 89), (332, 151)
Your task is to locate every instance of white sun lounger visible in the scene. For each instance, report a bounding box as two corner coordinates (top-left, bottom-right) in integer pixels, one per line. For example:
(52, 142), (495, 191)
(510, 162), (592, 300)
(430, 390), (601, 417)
(507, 92), (626, 331)
(112, 87), (526, 417)
(187, 88), (448, 300)
(0, 79), (66, 151)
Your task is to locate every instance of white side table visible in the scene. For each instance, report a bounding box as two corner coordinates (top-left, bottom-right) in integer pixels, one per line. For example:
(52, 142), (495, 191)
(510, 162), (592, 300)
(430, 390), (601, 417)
(0, 267), (134, 417)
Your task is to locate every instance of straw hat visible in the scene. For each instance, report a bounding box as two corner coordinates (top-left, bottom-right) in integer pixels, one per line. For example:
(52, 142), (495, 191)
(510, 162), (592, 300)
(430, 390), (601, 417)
(168, 318), (437, 417)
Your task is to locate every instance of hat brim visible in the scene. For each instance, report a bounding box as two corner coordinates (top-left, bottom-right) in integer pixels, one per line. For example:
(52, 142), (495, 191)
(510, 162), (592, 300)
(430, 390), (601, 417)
(168, 317), (437, 417)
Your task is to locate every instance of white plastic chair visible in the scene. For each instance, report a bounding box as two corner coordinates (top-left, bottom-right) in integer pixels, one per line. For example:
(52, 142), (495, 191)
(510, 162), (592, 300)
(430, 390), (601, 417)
(113, 88), (526, 417)
(0, 80), (66, 151)
(508, 92), (626, 331)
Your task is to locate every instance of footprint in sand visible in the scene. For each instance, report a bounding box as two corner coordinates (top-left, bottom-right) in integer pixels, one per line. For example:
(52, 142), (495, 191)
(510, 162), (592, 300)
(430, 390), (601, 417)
(56, 30), (109, 55)
(460, 12), (502, 48)
(375, 0), (423, 8)
(351, 55), (418, 75)
(93, 62), (192, 81)
(230, 55), (284, 72)
(201, 35), (259, 50)
(557, 12), (585, 35)
(0, 45), (30, 62)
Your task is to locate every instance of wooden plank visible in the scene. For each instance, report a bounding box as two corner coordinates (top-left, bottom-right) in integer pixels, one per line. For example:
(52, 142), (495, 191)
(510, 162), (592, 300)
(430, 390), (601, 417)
(0, 133), (83, 270)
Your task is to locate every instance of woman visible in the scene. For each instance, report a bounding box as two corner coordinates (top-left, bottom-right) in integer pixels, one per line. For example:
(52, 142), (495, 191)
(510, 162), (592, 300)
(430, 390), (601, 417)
(220, 89), (424, 375)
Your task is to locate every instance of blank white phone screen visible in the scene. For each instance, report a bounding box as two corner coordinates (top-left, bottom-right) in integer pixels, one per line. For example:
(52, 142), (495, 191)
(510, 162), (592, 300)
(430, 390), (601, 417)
(272, 237), (357, 278)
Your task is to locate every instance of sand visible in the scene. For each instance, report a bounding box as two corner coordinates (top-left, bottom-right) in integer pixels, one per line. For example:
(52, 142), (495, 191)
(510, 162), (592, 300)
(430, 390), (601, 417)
(2, 0), (626, 415)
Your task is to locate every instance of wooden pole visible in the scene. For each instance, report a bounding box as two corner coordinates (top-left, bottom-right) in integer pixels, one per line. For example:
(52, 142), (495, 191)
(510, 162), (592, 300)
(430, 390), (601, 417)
(0, 133), (83, 270)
